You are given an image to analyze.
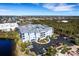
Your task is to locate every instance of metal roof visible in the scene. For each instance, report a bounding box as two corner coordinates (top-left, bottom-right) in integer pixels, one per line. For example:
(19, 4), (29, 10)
(18, 24), (53, 33)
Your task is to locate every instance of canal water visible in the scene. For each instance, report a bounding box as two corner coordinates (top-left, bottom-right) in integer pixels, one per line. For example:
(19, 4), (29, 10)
(0, 38), (15, 56)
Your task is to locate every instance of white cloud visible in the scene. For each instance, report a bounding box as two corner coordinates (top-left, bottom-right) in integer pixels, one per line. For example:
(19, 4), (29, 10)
(0, 9), (10, 12)
(43, 3), (75, 11)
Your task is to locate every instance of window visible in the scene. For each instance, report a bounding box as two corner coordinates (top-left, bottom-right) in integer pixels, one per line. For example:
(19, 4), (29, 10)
(22, 33), (24, 35)
(40, 32), (45, 38)
(21, 33), (25, 37)
(10, 24), (14, 27)
(22, 35), (25, 37)
(23, 38), (25, 40)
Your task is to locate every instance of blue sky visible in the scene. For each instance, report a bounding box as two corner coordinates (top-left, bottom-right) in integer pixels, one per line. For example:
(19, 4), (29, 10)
(0, 3), (79, 16)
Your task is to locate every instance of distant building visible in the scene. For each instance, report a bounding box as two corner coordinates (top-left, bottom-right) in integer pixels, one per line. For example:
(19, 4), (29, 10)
(0, 23), (19, 31)
(18, 24), (54, 42)
(61, 20), (68, 23)
(57, 20), (68, 23)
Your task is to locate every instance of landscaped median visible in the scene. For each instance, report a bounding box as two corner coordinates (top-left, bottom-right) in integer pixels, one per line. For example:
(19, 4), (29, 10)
(35, 38), (50, 44)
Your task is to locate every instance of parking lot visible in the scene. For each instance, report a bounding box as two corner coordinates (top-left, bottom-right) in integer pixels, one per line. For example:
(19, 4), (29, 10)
(30, 35), (75, 55)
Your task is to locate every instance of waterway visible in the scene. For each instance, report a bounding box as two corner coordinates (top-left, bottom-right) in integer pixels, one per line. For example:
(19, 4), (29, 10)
(0, 38), (15, 56)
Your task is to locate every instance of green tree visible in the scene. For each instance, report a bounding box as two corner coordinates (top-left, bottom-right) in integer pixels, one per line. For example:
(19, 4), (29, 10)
(45, 46), (57, 56)
(60, 45), (71, 54)
(75, 38), (79, 45)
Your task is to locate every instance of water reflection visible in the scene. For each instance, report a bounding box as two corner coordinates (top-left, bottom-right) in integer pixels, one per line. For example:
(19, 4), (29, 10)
(0, 38), (15, 56)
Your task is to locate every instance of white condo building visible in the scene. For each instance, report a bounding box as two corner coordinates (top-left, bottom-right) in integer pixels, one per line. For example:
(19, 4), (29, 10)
(0, 23), (19, 31)
(18, 24), (54, 42)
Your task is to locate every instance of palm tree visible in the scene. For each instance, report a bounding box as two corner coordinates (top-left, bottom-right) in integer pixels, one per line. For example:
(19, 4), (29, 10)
(45, 46), (57, 56)
(60, 44), (71, 54)
(75, 38), (79, 45)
